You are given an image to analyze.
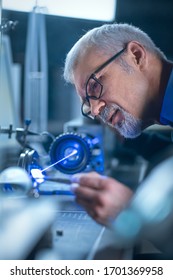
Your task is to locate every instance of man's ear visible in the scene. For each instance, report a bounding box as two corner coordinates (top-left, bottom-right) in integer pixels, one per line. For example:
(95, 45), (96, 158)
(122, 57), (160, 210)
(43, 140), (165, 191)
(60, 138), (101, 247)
(126, 41), (146, 68)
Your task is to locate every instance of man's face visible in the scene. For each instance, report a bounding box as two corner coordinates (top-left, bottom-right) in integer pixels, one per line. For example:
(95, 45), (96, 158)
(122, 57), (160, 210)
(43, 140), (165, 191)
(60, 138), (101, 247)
(73, 46), (149, 138)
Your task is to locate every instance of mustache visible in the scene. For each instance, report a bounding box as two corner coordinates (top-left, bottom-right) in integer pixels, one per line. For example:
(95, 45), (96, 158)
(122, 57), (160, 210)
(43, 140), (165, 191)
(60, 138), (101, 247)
(99, 104), (122, 123)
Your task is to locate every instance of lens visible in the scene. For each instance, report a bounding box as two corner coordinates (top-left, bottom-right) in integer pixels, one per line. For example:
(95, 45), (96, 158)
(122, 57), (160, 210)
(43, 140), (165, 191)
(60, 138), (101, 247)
(82, 99), (90, 115)
(82, 99), (96, 119)
(86, 76), (102, 98)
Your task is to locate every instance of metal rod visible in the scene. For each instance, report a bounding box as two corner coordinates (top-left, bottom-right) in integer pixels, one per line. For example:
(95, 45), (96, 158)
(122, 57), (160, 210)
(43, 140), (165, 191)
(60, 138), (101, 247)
(44, 177), (72, 185)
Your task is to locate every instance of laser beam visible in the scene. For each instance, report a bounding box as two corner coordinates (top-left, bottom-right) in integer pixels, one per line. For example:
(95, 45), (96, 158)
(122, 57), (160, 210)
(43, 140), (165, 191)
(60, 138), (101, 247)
(41, 149), (78, 172)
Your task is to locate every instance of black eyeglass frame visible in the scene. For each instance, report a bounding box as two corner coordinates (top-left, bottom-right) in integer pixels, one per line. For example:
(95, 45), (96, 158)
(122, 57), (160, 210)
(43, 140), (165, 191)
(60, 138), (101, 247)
(81, 46), (127, 118)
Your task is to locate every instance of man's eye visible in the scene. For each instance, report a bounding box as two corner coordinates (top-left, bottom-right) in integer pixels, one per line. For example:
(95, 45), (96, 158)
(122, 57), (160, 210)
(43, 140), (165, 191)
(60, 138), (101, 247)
(88, 79), (101, 97)
(91, 81), (99, 93)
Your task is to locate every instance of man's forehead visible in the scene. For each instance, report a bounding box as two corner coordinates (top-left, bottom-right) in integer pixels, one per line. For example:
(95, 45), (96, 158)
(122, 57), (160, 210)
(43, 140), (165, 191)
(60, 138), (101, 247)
(73, 47), (105, 93)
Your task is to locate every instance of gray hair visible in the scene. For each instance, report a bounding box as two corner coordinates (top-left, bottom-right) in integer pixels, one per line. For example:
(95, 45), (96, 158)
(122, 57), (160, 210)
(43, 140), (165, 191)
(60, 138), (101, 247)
(64, 23), (166, 83)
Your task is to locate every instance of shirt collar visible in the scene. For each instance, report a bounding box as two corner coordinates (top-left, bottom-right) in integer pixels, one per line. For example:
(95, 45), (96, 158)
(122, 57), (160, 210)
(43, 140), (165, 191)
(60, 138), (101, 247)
(160, 68), (173, 126)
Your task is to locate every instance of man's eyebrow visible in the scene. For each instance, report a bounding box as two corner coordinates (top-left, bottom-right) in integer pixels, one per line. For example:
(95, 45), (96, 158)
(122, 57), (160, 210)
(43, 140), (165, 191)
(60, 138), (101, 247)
(83, 73), (93, 89)
(83, 78), (88, 90)
(76, 89), (85, 101)
(75, 80), (85, 95)
(82, 81), (86, 90)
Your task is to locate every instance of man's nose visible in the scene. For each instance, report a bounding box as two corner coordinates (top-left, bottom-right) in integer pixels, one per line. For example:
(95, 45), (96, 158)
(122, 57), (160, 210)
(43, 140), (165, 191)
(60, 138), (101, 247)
(90, 99), (106, 117)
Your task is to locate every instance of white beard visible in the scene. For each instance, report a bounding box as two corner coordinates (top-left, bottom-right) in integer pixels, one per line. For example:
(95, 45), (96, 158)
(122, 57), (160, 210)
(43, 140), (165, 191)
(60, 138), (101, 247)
(99, 104), (143, 139)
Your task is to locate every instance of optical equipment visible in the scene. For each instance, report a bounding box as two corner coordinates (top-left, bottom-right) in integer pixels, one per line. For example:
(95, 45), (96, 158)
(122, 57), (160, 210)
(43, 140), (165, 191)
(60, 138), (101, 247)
(0, 120), (104, 196)
(49, 132), (104, 174)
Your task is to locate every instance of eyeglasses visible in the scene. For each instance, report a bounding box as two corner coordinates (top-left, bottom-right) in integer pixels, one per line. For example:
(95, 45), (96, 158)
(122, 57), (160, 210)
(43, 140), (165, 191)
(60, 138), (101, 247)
(81, 46), (127, 119)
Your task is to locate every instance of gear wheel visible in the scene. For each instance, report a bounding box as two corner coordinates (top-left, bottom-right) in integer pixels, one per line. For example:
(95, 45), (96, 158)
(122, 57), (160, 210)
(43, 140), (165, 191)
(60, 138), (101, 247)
(49, 133), (91, 174)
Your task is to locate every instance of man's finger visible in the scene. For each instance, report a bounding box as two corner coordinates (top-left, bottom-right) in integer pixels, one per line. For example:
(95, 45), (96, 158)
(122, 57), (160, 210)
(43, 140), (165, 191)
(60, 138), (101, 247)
(71, 172), (107, 190)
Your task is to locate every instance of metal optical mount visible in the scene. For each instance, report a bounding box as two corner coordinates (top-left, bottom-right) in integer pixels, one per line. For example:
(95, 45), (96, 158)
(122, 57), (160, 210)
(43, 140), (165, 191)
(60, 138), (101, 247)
(0, 120), (39, 147)
(49, 133), (91, 174)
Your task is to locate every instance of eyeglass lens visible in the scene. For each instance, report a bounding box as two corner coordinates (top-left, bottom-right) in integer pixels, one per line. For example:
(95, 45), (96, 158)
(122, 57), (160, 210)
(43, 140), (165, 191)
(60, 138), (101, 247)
(86, 75), (103, 99)
(82, 47), (127, 119)
(82, 98), (91, 115)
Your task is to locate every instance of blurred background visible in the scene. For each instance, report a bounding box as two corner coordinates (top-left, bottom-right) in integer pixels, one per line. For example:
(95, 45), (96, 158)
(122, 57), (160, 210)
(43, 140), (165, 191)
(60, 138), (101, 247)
(1, 0), (173, 260)
(1, 0), (173, 134)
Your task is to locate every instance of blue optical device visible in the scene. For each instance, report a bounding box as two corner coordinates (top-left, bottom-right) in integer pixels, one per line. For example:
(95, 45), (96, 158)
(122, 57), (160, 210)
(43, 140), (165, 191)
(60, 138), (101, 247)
(49, 133), (91, 174)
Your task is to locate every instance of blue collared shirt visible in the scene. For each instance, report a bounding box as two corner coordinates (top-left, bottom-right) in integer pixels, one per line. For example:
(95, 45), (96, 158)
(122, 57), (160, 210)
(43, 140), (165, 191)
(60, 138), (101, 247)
(160, 69), (173, 126)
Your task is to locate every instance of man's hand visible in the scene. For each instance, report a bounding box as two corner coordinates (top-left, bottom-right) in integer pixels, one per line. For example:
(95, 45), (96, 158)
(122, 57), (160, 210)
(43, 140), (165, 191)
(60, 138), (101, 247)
(71, 172), (133, 226)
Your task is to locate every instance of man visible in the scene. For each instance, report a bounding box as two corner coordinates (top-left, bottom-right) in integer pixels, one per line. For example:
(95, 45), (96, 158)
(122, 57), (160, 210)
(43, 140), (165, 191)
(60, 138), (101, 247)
(63, 23), (173, 226)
